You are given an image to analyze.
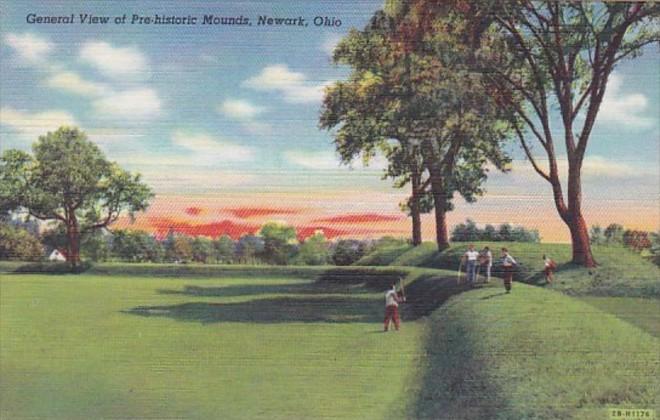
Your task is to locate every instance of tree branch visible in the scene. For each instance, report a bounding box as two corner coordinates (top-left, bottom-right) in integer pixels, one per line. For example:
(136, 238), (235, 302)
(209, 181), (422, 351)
(514, 125), (551, 182)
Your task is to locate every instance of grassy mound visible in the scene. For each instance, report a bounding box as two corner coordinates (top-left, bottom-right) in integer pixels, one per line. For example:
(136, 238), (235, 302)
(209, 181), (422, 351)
(354, 244), (413, 266)
(360, 242), (660, 297)
(411, 284), (659, 419)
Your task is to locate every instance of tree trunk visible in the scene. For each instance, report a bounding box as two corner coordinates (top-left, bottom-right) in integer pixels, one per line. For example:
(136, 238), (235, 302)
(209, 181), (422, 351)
(66, 220), (81, 269)
(430, 179), (449, 251)
(567, 210), (595, 267)
(433, 202), (449, 251)
(566, 162), (596, 267)
(410, 168), (422, 246)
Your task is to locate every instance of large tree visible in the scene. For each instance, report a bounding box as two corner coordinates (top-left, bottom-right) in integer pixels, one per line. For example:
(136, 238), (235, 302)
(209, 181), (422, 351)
(0, 126), (153, 268)
(322, 8), (513, 250)
(475, 1), (659, 266)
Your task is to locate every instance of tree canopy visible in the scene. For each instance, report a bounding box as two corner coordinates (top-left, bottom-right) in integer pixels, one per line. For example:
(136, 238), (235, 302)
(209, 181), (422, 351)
(0, 126), (153, 267)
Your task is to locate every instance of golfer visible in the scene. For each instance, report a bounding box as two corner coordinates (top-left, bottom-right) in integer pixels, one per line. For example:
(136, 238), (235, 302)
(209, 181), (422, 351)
(500, 247), (517, 293)
(481, 246), (493, 283)
(384, 282), (403, 332)
(463, 244), (480, 285)
(543, 254), (556, 284)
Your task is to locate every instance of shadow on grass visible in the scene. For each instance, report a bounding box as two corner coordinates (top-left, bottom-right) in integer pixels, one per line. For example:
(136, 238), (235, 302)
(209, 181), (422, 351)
(156, 281), (368, 298)
(126, 296), (384, 324)
(126, 272), (470, 325)
(410, 313), (510, 419)
(480, 291), (507, 300)
(404, 274), (473, 319)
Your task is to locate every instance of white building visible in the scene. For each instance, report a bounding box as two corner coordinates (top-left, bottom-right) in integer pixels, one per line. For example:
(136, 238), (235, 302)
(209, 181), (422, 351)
(48, 249), (66, 262)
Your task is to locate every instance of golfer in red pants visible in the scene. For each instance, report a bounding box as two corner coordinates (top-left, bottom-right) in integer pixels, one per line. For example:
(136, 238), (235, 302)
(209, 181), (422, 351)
(384, 282), (404, 331)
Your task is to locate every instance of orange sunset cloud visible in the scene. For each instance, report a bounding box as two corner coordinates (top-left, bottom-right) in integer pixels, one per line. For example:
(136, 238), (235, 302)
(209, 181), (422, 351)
(185, 207), (203, 216)
(225, 207), (302, 219)
(149, 217), (259, 240)
(313, 213), (403, 224)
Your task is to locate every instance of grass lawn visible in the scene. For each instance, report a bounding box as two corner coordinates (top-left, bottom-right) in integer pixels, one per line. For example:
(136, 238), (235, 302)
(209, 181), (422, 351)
(2, 265), (658, 419)
(0, 272), (428, 419)
(413, 283), (659, 419)
(580, 296), (660, 338)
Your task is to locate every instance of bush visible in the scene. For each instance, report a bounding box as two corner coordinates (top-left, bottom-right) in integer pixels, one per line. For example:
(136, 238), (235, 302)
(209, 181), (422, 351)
(0, 223), (43, 261)
(331, 239), (369, 266)
(214, 235), (235, 263)
(294, 232), (330, 265)
(111, 230), (164, 262)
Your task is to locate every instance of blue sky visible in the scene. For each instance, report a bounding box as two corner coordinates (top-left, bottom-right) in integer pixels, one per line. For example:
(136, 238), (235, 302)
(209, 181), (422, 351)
(1, 1), (658, 241)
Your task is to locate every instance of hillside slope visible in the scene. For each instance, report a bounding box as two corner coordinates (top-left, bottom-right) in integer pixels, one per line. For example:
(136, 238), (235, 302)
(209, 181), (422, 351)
(409, 284), (659, 419)
(357, 242), (660, 297)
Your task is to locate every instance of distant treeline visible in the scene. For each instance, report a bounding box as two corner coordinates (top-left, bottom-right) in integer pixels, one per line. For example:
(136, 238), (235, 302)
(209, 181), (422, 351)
(450, 219), (540, 243)
(2, 217), (658, 266)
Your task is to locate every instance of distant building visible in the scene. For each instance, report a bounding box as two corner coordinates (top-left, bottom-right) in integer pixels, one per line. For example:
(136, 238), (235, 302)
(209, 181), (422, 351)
(48, 249), (67, 262)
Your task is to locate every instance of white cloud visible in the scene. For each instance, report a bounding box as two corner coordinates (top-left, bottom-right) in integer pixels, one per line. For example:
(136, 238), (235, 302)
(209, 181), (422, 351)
(3, 33), (54, 63)
(79, 41), (149, 79)
(218, 99), (264, 120)
(171, 131), (255, 163)
(321, 33), (343, 56)
(598, 73), (655, 129)
(513, 155), (655, 179)
(284, 150), (341, 170)
(217, 99), (271, 135)
(46, 71), (109, 97)
(283, 150), (390, 171)
(243, 64), (330, 104)
(0, 106), (78, 139)
(93, 88), (162, 120)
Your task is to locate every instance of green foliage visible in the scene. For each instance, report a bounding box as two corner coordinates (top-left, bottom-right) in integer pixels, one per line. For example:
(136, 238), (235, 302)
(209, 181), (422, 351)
(294, 231), (330, 265)
(165, 234), (193, 263)
(214, 235), (235, 264)
(451, 219), (540, 242)
(0, 223), (43, 261)
(650, 232), (660, 267)
(259, 221), (297, 265)
(604, 223), (625, 244)
(320, 8), (515, 246)
(111, 230), (164, 263)
(589, 225), (605, 245)
(235, 234), (265, 264)
(331, 239), (369, 266)
(0, 126), (153, 266)
(622, 230), (651, 252)
(80, 230), (111, 262)
(191, 236), (214, 263)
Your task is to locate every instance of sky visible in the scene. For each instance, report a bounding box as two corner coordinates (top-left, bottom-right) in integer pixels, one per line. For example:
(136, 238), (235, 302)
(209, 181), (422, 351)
(1, 1), (658, 243)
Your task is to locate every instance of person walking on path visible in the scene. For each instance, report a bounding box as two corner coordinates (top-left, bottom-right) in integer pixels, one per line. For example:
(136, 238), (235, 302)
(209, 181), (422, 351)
(500, 248), (517, 293)
(481, 246), (493, 283)
(463, 244), (480, 285)
(384, 282), (404, 332)
(543, 254), (556, 284)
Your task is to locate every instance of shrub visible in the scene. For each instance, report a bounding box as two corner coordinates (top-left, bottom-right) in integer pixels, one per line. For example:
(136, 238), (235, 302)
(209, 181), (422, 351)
(294, 232), (330, 265)
(332, 239), (369, 266)
(0, 223), (43, 261)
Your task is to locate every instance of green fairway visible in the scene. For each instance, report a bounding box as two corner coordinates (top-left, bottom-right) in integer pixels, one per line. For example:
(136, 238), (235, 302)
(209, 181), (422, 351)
(1, 272), (430, 419)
